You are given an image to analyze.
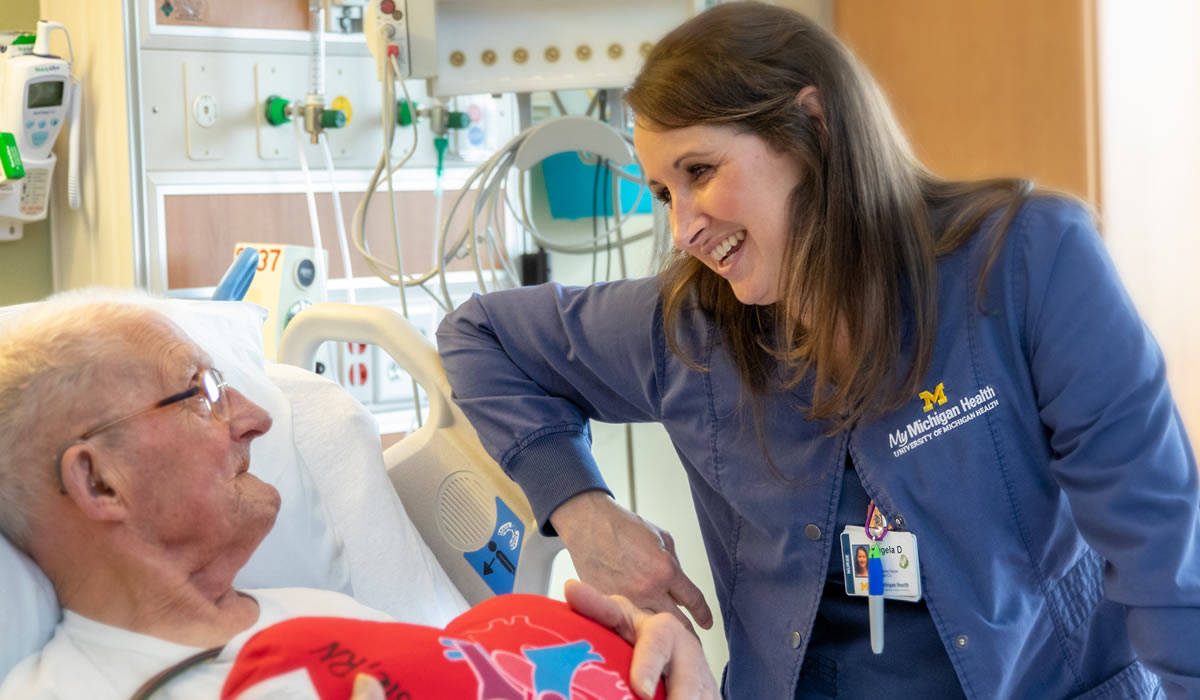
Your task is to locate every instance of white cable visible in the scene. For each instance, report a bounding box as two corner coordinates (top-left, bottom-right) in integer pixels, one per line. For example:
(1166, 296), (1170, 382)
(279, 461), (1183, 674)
(385, 53), (424, 428)
(66, 77), (82, 210)
(348, 52), (435, 302)
(350, 107), (654, 304)
(294, 117), (328, 302)
(318, 132), (355, 303)
(382, 55), (410, 320)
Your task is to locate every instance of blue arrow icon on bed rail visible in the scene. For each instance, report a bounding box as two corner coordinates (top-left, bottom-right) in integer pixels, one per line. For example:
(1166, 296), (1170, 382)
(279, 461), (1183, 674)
(464, 498), (524, 594)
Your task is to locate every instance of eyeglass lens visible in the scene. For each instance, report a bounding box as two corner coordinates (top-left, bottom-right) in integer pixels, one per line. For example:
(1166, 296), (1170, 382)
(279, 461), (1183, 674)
(202, 368), (231, 422)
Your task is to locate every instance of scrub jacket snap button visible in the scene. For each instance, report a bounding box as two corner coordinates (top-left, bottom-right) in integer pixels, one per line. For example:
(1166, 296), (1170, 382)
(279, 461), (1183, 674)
(955, 635), (969, 649)
(892, 514), (905, 528)
(804, 524), (821, 540)
(791, 631), (802, 649)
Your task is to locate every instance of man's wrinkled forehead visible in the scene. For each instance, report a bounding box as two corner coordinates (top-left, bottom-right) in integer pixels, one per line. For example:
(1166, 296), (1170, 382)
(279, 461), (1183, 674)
(122, 309), (211, 390)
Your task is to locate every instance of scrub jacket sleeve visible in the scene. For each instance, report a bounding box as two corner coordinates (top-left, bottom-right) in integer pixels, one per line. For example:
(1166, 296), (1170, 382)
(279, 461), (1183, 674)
(1021, 201), (1200, 696)
(436, 278), (666, 534)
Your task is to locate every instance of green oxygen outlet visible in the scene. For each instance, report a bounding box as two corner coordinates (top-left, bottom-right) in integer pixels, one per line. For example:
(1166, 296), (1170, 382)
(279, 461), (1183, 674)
(264, 95), (291, 125)
(446, 112), (470, 130)
(434, 135), (448, 177)
(0, 133), (24, 181)
(320, 109), (346, 130)
(397, 100), (417, 126)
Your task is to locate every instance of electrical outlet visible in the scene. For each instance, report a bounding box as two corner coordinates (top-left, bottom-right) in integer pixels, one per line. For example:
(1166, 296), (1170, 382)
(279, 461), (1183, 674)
(373, 351), (417, 405)
(338, 341), (375, 405)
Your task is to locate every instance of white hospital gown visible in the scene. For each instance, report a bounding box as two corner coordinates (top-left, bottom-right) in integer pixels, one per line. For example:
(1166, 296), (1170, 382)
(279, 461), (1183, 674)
(0, 588), (391, 700)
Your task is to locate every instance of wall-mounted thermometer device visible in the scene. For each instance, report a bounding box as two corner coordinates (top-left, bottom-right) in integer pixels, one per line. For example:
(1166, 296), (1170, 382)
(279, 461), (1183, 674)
(0, 20), (82, 241)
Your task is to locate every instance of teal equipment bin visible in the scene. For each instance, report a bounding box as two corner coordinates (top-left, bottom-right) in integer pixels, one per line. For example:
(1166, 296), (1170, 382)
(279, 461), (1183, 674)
(540, 151), (651, 221)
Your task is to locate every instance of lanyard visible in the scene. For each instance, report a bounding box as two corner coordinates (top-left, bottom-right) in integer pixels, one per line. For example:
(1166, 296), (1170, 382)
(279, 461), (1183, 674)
(864, 501), (887, 654)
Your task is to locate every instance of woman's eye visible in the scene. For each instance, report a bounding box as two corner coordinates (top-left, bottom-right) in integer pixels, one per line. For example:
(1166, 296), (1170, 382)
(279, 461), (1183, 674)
(688, 164), (712, 179)
(653, 188), (672, 207)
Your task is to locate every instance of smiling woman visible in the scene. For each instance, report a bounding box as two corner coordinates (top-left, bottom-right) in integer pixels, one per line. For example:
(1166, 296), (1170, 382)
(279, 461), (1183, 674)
(435, 2), (1200, 698)
(635, 124), (803, 307)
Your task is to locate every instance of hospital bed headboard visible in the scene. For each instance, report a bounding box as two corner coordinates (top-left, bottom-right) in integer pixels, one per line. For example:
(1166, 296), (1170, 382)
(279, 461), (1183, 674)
(277, 302), (563, 606)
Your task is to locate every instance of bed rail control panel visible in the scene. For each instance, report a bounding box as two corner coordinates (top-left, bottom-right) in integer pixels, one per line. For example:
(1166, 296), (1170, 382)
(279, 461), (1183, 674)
(277, 302), (562, 605)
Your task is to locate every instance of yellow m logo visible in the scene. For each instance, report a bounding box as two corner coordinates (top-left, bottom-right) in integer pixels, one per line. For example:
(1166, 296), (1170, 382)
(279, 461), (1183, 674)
(919, 382), (948, 412)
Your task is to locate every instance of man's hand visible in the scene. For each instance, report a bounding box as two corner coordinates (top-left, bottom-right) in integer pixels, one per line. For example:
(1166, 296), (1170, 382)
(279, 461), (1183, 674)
(566, 579), (719, 700)
(549, 491), (713, 632)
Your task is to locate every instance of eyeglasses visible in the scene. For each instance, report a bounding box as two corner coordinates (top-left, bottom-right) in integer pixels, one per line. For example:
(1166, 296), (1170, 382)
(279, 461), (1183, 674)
(55, 368), (230, 493)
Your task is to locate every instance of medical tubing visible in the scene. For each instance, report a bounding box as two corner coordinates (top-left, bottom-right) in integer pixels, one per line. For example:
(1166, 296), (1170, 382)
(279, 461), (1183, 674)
(348, 59), (422, 283)
(294, 117), (328, 301)
(318, 132), (356, 304)
(362, 113), (657, 303)
(382, 56), (410, 319)
(385, 54), (424, 427)
(66, 77), (82, 209)
(550, 91), (569, 117)
(431, 180), (444, 270)
(348, 59), (435, 300)
(465, 147), (521, 293)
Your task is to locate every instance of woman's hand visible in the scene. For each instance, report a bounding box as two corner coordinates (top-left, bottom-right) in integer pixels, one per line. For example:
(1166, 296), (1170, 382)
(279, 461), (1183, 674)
(550, 491), (713, 633)
(350, 673), (385, 700)
(565, 579), (719, 700)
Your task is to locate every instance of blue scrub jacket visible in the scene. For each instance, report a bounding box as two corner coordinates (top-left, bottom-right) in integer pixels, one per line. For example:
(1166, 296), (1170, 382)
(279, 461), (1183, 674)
(437, 198), (1200, 699)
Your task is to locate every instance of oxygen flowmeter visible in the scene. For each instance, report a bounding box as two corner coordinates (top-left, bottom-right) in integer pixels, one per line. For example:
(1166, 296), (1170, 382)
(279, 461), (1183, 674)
(0, 20), (82, 241)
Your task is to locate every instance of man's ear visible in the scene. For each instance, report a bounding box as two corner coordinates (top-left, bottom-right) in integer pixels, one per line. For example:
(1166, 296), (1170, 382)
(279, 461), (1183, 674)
(59, 442), (127, 522)
(795, 86), (828, 137)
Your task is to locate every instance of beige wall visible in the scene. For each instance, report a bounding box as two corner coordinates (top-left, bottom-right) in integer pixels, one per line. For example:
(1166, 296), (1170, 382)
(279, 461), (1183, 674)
(41, 0), (139, 290)
(0, 0), (54, 304)
(1098, 0), (1200, 443)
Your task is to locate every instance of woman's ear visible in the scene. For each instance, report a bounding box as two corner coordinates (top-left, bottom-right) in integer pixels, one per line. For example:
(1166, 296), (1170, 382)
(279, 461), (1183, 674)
(795, 86), (828, 142)
(795, 86), (825, 121)
(59, 442), (126, 522)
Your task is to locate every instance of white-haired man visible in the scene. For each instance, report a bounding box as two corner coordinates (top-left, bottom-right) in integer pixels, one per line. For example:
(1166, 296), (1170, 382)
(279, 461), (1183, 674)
(0, 301), (717, 700)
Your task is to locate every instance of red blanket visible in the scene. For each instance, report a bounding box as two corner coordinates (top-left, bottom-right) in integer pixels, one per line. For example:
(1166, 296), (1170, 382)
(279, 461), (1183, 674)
(222, 593), (666, 699)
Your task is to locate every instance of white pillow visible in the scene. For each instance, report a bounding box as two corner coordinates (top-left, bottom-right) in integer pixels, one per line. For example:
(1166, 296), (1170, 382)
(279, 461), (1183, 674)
(269, 362), (468, 627)
(0, 294), (352, 679)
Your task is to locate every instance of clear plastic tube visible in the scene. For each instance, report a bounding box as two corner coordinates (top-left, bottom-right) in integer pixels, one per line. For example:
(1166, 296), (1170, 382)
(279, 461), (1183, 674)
(319, 132), (356, 304)
(294, 117), (328, 302)
(309, 5), (326, 97)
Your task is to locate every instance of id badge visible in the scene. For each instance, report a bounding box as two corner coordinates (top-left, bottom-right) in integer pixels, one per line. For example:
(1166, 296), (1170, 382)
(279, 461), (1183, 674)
(840, 526), (922, 602)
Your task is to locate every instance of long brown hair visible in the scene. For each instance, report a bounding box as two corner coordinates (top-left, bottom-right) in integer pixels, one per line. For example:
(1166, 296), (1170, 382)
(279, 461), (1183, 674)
(627, 2), (1036, 434)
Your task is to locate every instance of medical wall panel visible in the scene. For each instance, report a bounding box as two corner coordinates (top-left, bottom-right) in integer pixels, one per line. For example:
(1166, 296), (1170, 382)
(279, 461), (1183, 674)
(429, 0), (695, 96)
(152, 0), (310, 31)
(138, 50), (447, 172)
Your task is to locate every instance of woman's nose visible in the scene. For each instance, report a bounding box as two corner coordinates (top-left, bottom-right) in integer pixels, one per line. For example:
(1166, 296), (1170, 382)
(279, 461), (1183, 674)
(671, 198), (707, 252)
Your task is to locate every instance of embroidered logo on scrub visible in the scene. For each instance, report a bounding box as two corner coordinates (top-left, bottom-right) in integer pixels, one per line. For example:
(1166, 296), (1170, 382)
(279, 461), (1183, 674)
(919, 382), (948, 412)
(888, 383), (1000, 457)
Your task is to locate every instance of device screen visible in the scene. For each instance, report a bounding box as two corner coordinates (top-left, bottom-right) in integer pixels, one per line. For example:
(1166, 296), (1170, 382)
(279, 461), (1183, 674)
(27, 80), (65, 109)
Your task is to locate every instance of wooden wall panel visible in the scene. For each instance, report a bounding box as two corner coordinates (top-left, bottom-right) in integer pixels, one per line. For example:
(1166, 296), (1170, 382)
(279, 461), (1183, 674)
(834, 0), (1098, 202)
(163, 189), (498, 290)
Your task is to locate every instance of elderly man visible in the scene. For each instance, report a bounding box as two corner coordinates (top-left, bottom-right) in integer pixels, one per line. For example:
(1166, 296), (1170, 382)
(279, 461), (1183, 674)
(0, 301), (717, 700)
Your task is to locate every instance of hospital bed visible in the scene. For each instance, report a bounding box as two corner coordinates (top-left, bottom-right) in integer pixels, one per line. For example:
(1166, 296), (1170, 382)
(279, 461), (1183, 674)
(0, 294), (563, 681)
